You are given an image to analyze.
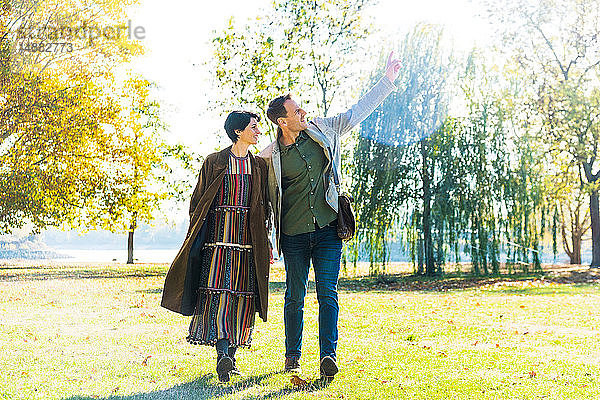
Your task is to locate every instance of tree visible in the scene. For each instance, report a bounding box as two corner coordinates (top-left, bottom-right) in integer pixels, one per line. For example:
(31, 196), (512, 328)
(351, 35), (547, 276)
(542, 82), (600, 265)
(277, 0), (371, 116)
(0, 72), (123, 233)
(210, 0), (373, 138)
(351, 24), (453, 276)
(0, 0), (189, 241)
(67, 77), (200, 264)
(483, 0), (600, 267)
(543, 151), (591, 264)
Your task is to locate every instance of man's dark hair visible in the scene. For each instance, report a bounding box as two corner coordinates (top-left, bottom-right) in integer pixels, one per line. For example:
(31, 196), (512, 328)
(267, 94), (291, 136)
(224, 111), (260, 143)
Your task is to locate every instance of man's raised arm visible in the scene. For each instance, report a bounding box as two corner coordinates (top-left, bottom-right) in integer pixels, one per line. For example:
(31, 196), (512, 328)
(314, 51), (402, 136)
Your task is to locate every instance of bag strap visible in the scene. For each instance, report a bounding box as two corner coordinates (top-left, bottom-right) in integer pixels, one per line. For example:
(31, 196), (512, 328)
(307, 121), (343, 191)
(309, 120), (342, 190)
(327, 147), (341, 190)
(328, 148), (353, 203)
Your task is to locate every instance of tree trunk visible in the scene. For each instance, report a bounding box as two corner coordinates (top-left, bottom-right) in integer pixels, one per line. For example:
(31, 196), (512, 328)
(127, 213), (137, 264)
(570, 235), (582, 264)
(471, 217), (480, 275)
(560, 202), (585, 265)
(420, 141), (435, 276)
(590, 189), (600, 267)
(127, 229), (134, 264)
(583, 162), (600, 267)
(417, 234), (424, 275)
(478, 223), (488, 275)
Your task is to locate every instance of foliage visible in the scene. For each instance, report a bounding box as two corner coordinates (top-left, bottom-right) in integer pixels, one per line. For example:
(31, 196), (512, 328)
(0, 0), (196, 236)
(483, 0), (600, 266)
(351, 29), (546, 276)
(0, 72), (122, 233)
(70, 77), (198, 234)
(210, 0), (373, 138)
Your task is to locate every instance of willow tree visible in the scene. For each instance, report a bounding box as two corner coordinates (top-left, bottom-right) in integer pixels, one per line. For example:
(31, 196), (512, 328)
(484, 0), (600, 267)
(352, 33), (547, 275)
(351, 24), (452, 276)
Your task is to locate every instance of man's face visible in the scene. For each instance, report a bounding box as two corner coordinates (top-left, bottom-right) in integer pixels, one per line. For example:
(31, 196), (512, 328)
(280, 99), (308, 132)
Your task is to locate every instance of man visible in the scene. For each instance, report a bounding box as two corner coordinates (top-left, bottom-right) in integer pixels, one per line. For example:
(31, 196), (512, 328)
(259, 52), (401, 379)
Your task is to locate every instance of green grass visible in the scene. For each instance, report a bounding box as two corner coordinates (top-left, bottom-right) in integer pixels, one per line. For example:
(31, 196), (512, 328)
(0, 261), (599, 399)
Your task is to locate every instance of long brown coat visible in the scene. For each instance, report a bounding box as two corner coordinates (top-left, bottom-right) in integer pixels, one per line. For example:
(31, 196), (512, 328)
(161, 146), (272, 321)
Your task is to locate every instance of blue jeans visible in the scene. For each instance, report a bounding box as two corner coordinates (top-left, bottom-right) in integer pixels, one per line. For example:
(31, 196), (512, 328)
(280, 224), (342, 360)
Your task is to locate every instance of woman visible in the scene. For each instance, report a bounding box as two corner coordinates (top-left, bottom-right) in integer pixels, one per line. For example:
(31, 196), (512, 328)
(161, 111), (271, 382)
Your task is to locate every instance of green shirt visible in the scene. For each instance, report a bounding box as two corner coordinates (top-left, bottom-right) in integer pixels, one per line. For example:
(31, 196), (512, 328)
(280, 131), (337, 236)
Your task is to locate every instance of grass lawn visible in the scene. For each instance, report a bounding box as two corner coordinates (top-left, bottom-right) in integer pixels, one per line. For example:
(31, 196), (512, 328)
(0, 261), (599, 399)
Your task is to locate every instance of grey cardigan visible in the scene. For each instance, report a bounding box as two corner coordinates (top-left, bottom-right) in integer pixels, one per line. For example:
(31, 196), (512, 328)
(259, 76), (397, 251)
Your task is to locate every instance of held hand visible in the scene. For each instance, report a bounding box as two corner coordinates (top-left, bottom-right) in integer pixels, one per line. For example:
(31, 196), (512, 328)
(384, 51), (402, 83)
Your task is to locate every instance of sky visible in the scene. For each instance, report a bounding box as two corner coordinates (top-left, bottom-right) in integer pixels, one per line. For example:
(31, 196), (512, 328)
(126, 0), (492, 155)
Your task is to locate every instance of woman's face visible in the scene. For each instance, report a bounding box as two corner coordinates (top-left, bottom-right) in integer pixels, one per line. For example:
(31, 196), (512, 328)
(237, 117), (261, 145)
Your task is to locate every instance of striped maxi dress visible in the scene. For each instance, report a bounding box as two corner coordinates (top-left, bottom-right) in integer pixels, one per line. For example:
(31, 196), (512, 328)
(187, 151), (257, 348)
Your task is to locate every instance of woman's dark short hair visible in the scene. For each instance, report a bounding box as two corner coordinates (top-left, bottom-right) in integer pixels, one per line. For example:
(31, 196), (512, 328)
(224, 111), (261, 143)
(267, 94), (291, 135)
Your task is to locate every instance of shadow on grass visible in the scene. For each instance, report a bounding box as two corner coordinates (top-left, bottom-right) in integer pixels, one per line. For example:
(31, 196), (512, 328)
(5, 262), (598, 297)
(62, 370), (331, 400)
(254, 377), (332, 399)
(483, 282), (600, 295)
(336, 269), (600, 293)
(0, 266), (164, 282)
(141, 269), (600, 297)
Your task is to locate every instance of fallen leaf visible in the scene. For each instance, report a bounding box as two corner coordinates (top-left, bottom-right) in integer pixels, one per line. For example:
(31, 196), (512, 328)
(290, 375), (308, 387)
(529, 370), (537, 378)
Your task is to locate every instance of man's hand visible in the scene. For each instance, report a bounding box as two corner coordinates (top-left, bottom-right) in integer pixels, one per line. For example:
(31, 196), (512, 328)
(384, 51), (402, 83)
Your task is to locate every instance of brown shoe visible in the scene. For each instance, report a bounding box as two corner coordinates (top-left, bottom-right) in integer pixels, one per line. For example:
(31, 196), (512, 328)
(320, 356), (338, 380)
(284, 356), (301, 374)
